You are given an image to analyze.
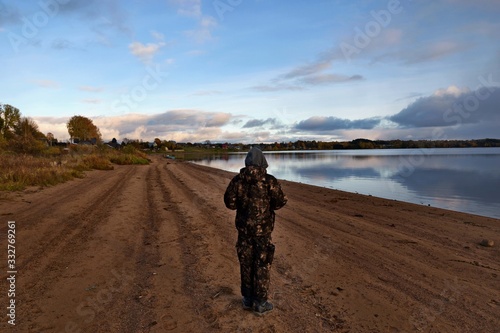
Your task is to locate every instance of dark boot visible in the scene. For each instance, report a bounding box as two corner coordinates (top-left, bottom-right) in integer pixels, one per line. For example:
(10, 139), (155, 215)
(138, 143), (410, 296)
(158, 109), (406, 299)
(254, 300), (274, 315)
(242, 297), (253, 310)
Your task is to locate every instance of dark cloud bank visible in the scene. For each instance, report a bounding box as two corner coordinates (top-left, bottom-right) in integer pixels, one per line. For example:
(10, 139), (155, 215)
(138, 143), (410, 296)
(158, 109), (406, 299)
(389, 86), (500, 128)
(291, 86), (500, 136)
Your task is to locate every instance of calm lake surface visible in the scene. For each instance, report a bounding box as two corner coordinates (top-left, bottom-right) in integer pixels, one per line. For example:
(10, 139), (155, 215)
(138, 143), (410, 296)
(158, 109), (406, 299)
(191, 148), (500, 219)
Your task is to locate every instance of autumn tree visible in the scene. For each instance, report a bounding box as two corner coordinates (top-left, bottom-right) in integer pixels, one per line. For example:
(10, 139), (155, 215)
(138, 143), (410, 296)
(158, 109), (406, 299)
(154, 137), (162, 149)
(9, 117), (47, 154)
(164, 140), (177, 151)
(46, 132), (55, 146)
(67, 115), (101, 143)
(15, 117), (44, 138)
(0, 104), (21, 139)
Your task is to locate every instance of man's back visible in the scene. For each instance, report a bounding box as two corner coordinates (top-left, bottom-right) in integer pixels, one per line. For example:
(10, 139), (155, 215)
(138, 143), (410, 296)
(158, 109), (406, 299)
(224, 165), (287, 236)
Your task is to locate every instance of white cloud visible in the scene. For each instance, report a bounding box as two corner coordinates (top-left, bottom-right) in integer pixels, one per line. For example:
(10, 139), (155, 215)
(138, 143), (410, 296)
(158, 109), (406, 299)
(31, 79), (59, 88)
(433, 85), (469, 97)
(84, 110), (233, 141)
(128, 31), (168, 62)
(168, 0), (217, 43)
(169, 0), (202, 17)
(33, 116), (70, 141)
(128, 40), (166, 63)
(99, 127), (121, 141)
(184, 16), (218, 43)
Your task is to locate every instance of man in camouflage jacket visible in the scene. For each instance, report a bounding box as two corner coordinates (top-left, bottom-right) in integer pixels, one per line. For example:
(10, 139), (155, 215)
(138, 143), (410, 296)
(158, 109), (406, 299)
(224, 147), (287, 315)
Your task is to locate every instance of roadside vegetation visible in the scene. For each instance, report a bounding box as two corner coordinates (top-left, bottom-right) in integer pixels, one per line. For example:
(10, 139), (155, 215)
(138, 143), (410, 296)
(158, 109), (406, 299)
(0, 104), (150, 191)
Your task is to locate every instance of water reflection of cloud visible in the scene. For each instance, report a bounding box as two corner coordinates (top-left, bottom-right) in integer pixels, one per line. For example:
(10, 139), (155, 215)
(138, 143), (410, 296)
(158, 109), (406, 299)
(191, 149), (500, 218)
(283, 165), (380, 180)
(392, 169), (500, 204)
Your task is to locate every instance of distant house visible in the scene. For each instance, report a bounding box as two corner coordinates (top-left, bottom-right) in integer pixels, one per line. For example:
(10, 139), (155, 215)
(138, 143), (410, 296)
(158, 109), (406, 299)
(73, 138), (97, 145)
(106, 138), (121, 149)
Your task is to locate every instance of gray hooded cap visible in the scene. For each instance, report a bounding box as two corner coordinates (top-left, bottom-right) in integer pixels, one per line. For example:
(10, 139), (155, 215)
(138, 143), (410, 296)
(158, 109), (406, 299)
(245, 147), (268, 169)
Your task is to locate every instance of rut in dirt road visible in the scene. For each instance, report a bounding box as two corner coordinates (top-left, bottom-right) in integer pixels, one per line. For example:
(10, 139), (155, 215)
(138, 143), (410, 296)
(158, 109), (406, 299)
(155, 162), (244, 332)
(15, 166), (139, 331)
(1, 165), (164, 332)
(157, 161), (349, 333)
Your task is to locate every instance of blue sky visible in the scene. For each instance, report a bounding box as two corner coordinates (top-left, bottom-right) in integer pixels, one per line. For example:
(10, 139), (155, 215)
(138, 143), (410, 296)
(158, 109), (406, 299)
(1, 0), (499, 143)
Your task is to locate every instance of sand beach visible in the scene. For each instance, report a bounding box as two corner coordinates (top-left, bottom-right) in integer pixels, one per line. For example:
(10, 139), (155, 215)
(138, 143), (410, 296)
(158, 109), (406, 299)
(0, 156), (498, 332)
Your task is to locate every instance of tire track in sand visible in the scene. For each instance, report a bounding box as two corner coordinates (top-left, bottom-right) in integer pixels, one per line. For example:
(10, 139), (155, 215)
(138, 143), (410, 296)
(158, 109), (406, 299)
(160, 160), (347, 332)
(155, 162), (227, 332)
(13, 166), (137, 331)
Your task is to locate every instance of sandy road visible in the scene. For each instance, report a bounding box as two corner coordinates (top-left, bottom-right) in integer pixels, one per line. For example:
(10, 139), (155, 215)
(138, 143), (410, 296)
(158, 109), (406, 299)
(0, 156), (499, 332)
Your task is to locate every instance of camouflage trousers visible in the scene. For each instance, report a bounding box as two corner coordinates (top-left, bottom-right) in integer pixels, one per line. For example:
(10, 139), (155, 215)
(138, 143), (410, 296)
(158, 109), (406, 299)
(236, 233), (275, 302)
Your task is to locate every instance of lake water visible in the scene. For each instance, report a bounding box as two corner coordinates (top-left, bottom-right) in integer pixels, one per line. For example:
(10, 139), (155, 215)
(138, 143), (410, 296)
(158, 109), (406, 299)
(191, 148), (500, 219)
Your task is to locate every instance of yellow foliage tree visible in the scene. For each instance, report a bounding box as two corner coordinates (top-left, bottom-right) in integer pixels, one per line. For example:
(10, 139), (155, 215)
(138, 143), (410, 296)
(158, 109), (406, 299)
(67, 115), (102, 143)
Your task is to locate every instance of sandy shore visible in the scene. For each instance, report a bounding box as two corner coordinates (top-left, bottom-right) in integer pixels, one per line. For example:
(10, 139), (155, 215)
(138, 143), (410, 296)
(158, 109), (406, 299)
(0, 156), (498, 332)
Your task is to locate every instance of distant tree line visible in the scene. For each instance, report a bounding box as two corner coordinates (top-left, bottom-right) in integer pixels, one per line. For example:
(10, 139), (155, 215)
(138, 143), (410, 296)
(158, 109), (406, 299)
(177, 138), (500, 151)
(264, 138), (500, 150)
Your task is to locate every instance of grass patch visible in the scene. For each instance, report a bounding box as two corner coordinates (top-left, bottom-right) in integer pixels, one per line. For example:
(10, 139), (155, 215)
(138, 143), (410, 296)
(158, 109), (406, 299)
(0, 154), (84, 191)
(82, 155), (114, 170)
(0, 145), (150, 191)
(109, 146), (150, 165)
(109, 154), (150, 165)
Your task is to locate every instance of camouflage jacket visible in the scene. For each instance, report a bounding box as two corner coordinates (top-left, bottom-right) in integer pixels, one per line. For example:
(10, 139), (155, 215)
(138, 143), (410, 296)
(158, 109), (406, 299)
(224, 166), (287, 237)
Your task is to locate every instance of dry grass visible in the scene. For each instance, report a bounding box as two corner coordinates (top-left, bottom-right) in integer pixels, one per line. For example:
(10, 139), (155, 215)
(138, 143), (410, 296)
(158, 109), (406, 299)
(0, 154), (83, 191)
(82, 155), (114, 170)
(108, 145), (150, 165)
(0, 145), (150, 191)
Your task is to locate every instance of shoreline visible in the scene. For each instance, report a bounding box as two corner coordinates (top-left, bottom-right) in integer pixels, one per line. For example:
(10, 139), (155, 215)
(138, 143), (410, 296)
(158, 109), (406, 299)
(191, 160), (500, 222)
(188, 159), (500, 220)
